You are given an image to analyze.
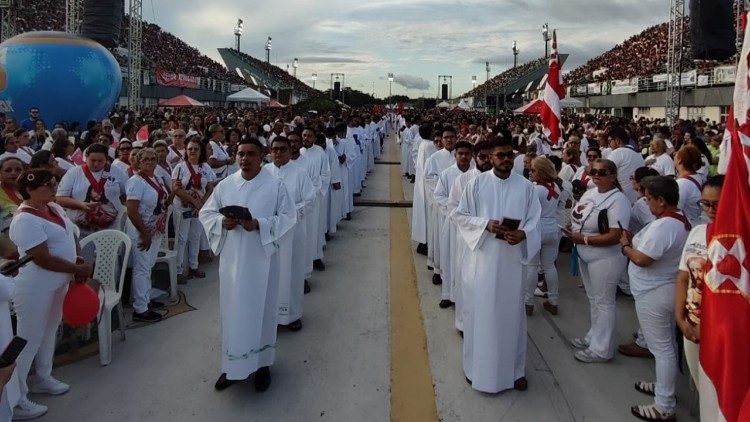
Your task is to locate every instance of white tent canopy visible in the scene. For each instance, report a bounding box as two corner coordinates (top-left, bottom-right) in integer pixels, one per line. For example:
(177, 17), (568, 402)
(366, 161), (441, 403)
(456, 99), (470, 110)
(227, 87), (270, 103)
(560, 96), (584, 108)
(437, 101), (451, 108)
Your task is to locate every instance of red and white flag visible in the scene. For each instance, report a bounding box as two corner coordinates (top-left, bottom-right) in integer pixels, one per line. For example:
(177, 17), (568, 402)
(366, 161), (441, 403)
(540, 29), (565, 145)
(701, 12), (750, 421)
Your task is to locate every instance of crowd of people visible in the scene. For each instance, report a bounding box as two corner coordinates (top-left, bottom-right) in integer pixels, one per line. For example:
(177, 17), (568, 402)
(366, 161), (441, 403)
(0, 105), (398, 420)
(231, 50), (320, 96)
(463, 58), (546, 99)
(403, 110), (724, 421)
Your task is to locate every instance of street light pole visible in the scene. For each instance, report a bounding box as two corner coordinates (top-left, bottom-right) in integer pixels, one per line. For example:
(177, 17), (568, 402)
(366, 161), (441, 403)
(512, 40), (519, 68)
(312, 73), (317, 89)
(388, 73), (394, 106)
(485, 61), (490, 82)
(265, 36), (272, 63)
(292, 58), (298, 78)
(233, 19), (243, 51)
(542, 23), (551, 58)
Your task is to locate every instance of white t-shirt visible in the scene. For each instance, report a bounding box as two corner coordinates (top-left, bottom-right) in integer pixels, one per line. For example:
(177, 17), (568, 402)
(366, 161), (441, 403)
(112, 159), (131, 176)
(55, 157), (75, 172)
(646, 153), (675, 176)
(57, 164), (128, 225)
(167, 145), (185, 165)
(10, 203), (77, 290)
(678, 224), (708, 325)
(628, 214), (690, 295)
(573, 166), (596, 191)
(209, 141), (230, 180)
(171, 162), (216, 211)
(155, 163), (172, 192)
(556, 179), (574, 228)
(533, 183), (561, 234)
(512, 153), (525, 175)
(126, 174), (166, 233)
(570, 188), (631, 236)
(677, 176), (703, 226)
(629, 196), (655, 234)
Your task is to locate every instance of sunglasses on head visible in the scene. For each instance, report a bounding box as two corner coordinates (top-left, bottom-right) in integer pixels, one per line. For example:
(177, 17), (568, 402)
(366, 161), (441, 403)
(589, 169), (611, 177)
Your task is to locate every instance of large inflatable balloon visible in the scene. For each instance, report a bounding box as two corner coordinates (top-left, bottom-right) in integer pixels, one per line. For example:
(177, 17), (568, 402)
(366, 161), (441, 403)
(0, 31), (122, 128)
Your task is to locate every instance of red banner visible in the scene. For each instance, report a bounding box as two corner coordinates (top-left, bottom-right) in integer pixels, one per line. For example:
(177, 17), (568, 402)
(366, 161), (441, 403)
(155, 69), (200, 89)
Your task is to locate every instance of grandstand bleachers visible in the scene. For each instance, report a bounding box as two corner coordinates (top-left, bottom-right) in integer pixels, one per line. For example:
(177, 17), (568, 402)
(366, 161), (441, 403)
(218, 48), (319, 96)
(462, 58), (546, 98)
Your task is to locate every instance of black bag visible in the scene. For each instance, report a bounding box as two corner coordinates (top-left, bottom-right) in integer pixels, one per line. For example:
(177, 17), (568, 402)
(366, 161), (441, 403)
(597, 209), (609, 234)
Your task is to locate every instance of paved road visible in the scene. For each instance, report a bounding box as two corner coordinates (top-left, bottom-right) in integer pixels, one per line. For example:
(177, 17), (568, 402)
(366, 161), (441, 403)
(39, 137), (698, 421)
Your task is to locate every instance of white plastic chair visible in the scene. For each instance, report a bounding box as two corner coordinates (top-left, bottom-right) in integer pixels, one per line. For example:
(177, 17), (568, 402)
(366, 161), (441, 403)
(80, 229), (132, 366)
(155, 207), (178, 301)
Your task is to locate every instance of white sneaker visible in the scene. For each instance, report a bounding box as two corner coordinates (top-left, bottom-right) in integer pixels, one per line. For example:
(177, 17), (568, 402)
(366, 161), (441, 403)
(574, 348), (612, 363)
(570, 337), (589, 349)
(534, 287), (548, 298)
(12, 398), (47, 420)
(28, 375), (69, 395)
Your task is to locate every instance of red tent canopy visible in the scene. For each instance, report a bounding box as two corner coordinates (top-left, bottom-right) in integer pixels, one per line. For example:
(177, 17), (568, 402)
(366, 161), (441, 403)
(266, 99), (286, 108)
(158, 95), (207, 108)
(513, 99), (543, 115)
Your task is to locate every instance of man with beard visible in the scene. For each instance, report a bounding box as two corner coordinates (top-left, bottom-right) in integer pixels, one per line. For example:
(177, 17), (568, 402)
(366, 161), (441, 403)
(453, 138), (541, 394)
(301, 128), (331, 271)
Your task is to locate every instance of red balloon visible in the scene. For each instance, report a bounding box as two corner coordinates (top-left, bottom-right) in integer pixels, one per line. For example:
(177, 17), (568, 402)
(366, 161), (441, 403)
(63, 282), (100, 327)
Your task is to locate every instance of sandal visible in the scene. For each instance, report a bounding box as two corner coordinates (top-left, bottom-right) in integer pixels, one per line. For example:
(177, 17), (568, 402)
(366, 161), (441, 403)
(630, 403), (675, 421)
(635, 381), (656, 396)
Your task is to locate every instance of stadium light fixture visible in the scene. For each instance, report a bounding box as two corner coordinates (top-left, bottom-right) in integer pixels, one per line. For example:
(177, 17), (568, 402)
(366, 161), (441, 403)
(472, 75), (477, 88)
(292, 58), (298, 78)
(233, 19), (243, 51)
(312, 73), (317, 89)
(265, 36), (272, 63)
(512, 40), (519, 68)
(542, 23), (551, 58)
(388, 73), (394, 105)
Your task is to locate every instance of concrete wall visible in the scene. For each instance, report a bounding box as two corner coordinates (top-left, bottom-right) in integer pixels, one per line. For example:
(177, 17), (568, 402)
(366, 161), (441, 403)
(580, 86), (733, 109)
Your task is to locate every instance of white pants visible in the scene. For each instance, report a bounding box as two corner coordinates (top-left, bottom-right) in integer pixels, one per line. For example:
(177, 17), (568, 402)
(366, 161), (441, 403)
(174, 209), (202, 274)
(684, 336), (699, 388)
(524, 230), (561, 306)
(577, 245), (627, 359)
(634, 283), (678, 414)
(129, 232), (163, 313)
(13, 283), (68, 400)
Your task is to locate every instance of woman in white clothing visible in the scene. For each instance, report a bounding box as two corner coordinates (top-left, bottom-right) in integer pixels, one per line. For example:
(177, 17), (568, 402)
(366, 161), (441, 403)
(56, 144), (128, 237)
(525, 157), (562, 315)
(152, 140), (172, 189)
(50, 138), (75, 174)
(621, 176), (690, 421)
(111, 140), (134, 176)
(9, 169), (92, 419)
(172, 139), (215, 281)
(567, 159), (630, 363)
(674, 146), (704, 226)
(675, 176), (723, 389)
(572, 148), (601, 200)
(644, 139), (675, 177)
(126, 148), (169, 323)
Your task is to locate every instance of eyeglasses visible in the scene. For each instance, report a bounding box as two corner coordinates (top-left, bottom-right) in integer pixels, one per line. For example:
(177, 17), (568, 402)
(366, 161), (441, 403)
(271, 147), (288, 153)
(589, 169), (612, 177)
(698, 200), (719, 210)
(186, 147), (201, 151)
(491, 151), (514, 160)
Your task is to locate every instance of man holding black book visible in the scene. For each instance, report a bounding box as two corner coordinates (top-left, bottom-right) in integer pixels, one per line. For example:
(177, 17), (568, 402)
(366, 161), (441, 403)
(452, 138), (541, 394)
(199, 139), (296, 393)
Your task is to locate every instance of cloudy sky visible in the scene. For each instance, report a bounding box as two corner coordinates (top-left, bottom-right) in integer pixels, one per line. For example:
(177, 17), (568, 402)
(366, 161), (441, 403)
(143, 0), (669, 97)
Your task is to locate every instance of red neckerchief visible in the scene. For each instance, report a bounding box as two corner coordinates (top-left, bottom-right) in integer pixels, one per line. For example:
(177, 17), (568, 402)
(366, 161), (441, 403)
(540, 182), (559, 200)
(137, 172), (166, 213)
(158, 162), (171, 174)
(658, 210), (691, 231)
(19, 204), (66, 228)
(0, 183), (21, 205)
(170, 145), (182, 159)
(580, 170), (590, 185)
(185, 162), (202, 188)
(82, 164), (110, 193)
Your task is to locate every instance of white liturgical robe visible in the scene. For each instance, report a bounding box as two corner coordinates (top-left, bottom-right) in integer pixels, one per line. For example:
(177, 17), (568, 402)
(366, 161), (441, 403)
(265, 162), (315, 325)
(411, 138), (438, 244)
(452, 171), (541, 393)
(199, 168), (296, 380)
(425, 148), (456, 272)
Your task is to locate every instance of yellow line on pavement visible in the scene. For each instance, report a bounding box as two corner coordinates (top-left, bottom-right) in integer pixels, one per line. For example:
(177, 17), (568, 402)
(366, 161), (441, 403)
(388, 137), (439, 422)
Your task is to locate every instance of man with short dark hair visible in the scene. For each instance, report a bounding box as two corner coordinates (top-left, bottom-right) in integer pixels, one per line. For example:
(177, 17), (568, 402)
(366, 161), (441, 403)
(20, 107), (39, 131)
(199, 139), (296, 393)
(453, 138), (541, 394)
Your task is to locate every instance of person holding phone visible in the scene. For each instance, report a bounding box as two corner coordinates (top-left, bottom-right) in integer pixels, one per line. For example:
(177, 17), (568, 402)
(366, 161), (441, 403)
(9, 169), (91, 419)
(567, 159), (630, 363)
(172, 139), (215, 282)
(620, 176), (690, 421)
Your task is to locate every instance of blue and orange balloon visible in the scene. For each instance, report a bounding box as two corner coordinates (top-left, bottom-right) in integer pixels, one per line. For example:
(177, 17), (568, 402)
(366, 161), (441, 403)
(0, 31), (122, 127)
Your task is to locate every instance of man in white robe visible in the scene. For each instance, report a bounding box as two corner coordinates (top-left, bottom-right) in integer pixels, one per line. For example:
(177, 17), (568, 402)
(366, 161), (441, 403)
(289, 133), (318, 281)
(411, 124), (438, 255)
(322, 128), (343, 235)
(199, 139), (296, 392)
(336, 124), (357, 219)
(450, 141), (493, 332)
(435, 140), (474, 308)
(452, 138), (541, 394)
(399, 118), (414, 176)
(345, 118), (364, 196)
(301, 128), (331, 270)
(607, 126), (645, 204)
(425, 127), (458, 284)
(265, 137), (315, 331)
